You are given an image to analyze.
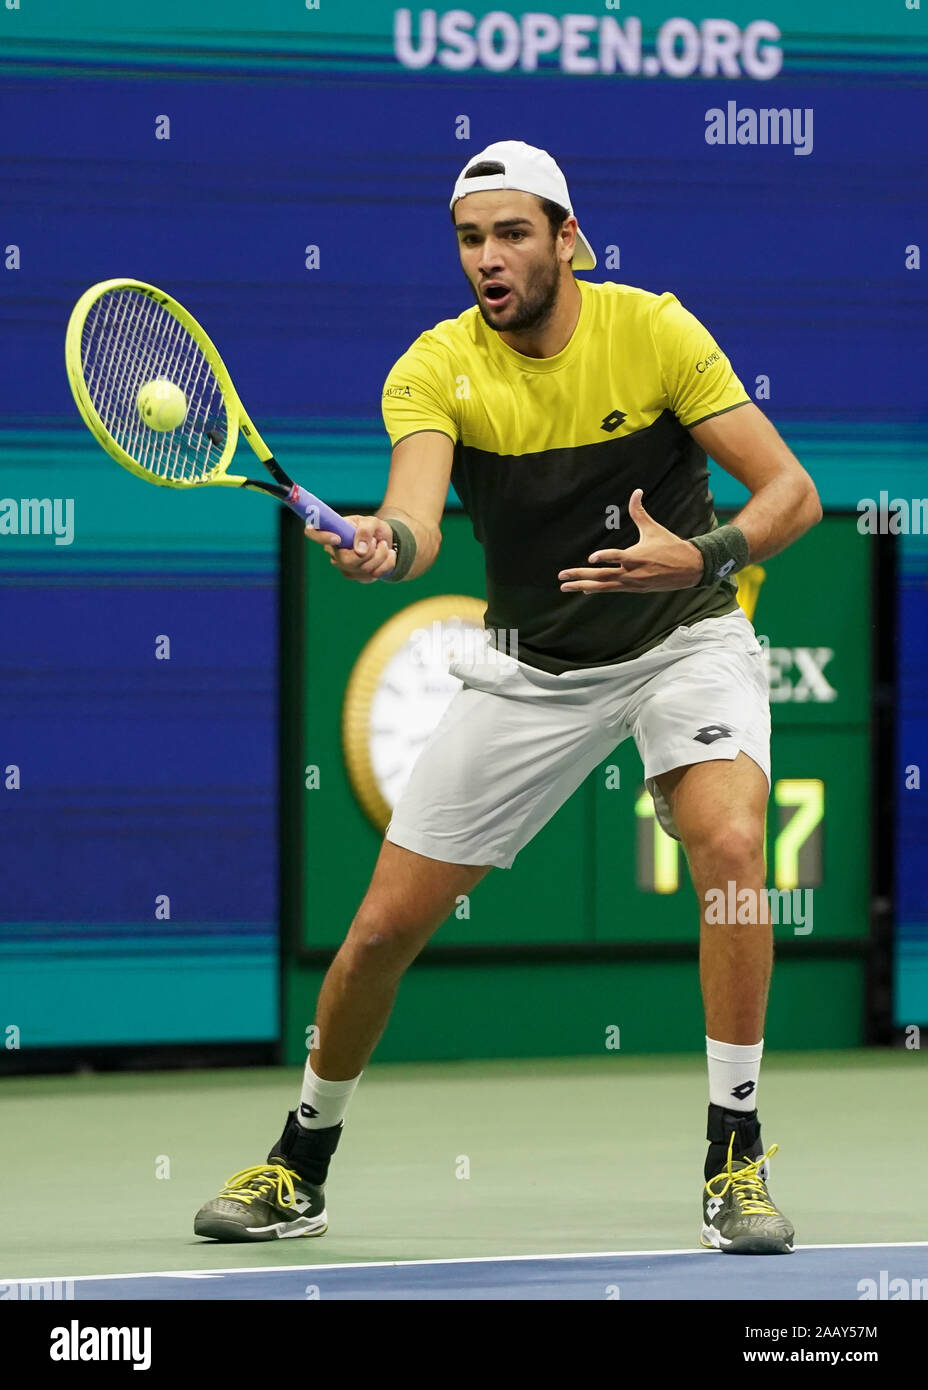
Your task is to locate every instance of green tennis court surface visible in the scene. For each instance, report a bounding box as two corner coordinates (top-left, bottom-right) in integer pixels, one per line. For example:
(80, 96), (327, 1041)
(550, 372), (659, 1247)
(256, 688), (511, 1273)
(2, 1051), (925, 1293)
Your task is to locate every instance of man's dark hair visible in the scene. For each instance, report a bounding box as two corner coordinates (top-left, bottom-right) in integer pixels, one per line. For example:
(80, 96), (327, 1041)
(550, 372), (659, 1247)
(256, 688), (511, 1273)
(538, 197), (571, 246)
(451, 161), (574, 262)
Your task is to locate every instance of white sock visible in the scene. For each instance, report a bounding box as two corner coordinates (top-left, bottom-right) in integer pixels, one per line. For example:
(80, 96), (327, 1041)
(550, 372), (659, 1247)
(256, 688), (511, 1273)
(297, 1060), (362, 1130)
(706, 1035), (763, 1111)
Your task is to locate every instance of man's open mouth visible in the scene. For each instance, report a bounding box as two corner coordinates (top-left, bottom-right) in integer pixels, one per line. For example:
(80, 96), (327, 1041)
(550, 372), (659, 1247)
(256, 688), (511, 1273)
(482, 283), (512, 307)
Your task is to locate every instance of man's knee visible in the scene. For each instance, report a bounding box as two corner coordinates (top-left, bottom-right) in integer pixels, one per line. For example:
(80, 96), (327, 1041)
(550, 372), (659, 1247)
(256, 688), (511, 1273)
(684, 820), (765, 881)
(339, 899), (427, 975)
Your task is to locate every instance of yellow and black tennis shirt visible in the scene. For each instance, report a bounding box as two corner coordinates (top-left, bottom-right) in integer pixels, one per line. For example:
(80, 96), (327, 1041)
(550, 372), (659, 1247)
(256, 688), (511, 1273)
(381, 279), (751, 674)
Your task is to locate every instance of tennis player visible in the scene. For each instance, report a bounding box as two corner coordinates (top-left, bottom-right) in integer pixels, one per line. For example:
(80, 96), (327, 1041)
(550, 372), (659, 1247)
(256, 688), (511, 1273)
(196, 140), (821, 1254)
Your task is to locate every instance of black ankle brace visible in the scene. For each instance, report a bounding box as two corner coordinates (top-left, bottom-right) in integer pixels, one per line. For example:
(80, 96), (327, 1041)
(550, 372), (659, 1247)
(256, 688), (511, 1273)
(705, 1103), (761, 1181)
(268, 1110), (343, 1186)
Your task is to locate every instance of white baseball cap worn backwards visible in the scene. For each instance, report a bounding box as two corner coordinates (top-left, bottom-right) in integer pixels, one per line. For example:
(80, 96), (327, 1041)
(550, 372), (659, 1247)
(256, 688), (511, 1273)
(450, 140), (597, 271)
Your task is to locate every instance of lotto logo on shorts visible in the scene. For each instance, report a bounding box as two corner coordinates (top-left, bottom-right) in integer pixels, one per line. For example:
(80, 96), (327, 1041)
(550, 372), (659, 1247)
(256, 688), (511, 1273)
(693, 723), (733, 745)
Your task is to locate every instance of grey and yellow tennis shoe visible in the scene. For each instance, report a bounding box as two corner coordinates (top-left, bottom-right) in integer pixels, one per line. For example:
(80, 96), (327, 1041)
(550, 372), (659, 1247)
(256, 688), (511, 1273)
(701, 1132), (795, 1254)
(195, 1109), (342, 1242)
(194, 1163), (328, 1242)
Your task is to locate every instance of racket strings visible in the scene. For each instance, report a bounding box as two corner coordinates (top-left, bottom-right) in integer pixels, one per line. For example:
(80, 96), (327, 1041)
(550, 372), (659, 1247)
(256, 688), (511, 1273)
(80, 289), (228, 483)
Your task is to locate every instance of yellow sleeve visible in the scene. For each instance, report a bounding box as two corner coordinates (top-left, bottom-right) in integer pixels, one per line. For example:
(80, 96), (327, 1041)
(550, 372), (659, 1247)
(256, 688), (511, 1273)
(650, 292), (751, 428)
(381, 335), (459, 449)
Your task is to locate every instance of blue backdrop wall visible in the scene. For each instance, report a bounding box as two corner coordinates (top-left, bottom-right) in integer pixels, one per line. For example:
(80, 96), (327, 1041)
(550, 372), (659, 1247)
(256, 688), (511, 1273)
(1, 2), (925, 1047)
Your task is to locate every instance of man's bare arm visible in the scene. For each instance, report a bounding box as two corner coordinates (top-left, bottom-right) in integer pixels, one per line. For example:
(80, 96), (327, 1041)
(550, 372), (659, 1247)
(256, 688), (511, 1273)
(306, 430), (454, 583)
(688, 403), (822, 562)
(376, 431), (455, 580)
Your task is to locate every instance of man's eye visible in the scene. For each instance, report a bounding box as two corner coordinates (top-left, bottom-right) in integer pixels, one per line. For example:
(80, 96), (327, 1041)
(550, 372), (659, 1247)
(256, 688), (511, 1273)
(509, 231), (525, 240)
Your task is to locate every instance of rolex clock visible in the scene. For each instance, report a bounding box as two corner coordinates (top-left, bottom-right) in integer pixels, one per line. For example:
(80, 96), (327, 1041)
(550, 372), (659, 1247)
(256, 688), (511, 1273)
(342, 594), (487, 830)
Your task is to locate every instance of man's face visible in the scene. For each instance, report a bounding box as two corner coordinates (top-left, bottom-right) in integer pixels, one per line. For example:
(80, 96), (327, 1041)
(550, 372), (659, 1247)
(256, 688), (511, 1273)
(453, 190), (567, 335)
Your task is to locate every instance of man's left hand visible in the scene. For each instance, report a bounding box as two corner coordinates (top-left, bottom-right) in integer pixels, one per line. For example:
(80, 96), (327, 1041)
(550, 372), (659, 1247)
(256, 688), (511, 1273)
(558, 488), (704, 593)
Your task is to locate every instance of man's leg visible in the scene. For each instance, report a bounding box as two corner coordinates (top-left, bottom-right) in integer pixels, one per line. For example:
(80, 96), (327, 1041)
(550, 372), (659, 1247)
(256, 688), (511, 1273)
(656, 751), (770, 1045)
(290, 841), (491, 1175)
(310, 840), (492, 1080)
(193, 842), (491, 1242)
(656, 751), (794, 1254)
(195, 650), (617, 1243)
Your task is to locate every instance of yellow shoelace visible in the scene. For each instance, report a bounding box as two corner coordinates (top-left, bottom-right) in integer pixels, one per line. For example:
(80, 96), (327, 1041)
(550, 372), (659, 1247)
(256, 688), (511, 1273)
(705, 1132), (781, 1217)
(217, 1164), (302, 1208)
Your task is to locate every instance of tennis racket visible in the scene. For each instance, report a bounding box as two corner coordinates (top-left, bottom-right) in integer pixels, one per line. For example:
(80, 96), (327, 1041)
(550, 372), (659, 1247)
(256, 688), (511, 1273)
(64, 277), (356, 546)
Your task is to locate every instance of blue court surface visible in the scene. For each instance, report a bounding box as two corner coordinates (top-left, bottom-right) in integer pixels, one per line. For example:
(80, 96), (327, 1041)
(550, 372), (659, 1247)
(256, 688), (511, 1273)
(41, 1243), (928, 1301)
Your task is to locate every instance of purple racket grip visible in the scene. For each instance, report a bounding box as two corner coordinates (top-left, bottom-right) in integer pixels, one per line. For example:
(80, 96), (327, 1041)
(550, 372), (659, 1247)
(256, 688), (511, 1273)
(286, 484), (356, 548)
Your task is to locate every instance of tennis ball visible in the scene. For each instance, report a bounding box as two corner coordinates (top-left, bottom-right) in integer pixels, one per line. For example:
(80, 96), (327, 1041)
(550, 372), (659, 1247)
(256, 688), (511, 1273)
(137, 378), (187, 432)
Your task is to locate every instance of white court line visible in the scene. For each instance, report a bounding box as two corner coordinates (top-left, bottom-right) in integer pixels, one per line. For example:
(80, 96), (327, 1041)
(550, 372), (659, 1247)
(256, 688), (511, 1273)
(6, 1240), (928, 1286)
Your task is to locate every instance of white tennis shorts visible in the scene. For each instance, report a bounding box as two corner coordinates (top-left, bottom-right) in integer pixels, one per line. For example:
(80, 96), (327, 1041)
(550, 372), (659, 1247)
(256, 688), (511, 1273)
(386, 607), (771, 869)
